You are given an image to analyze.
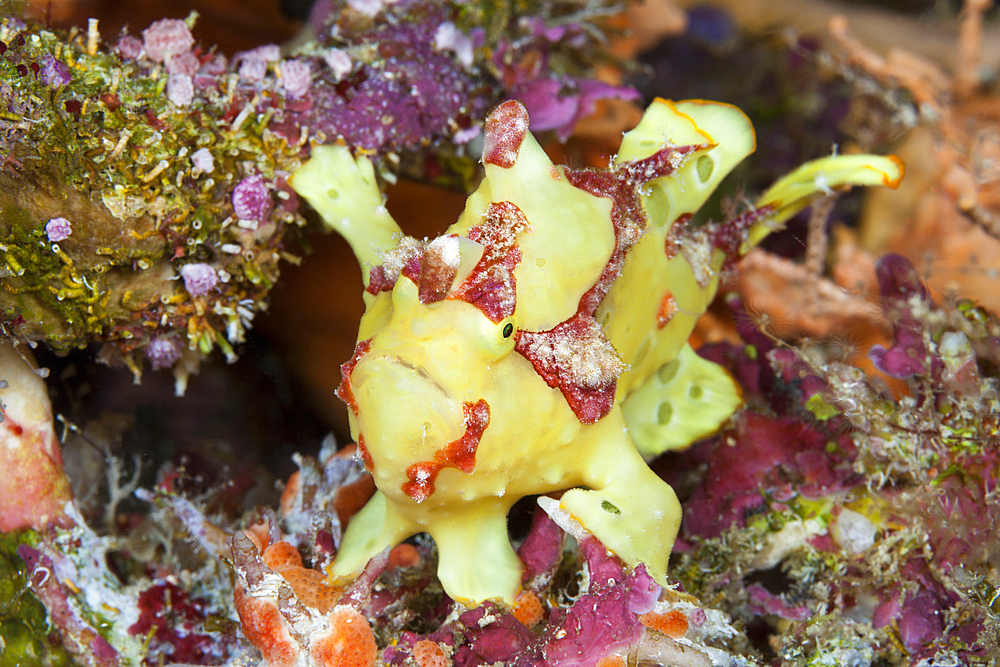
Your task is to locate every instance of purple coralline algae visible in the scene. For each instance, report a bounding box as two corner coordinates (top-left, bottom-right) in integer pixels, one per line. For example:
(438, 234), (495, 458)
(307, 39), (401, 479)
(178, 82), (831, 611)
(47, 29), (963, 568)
(345, 0), (381, 16)
(540, 565), (658, 667)
(166, 73), (194, 106)
(127, 581), (217, 664)
(434, 22), (475, 68)
(166, 50), (200, 76)
(232, 174), (273, 223)
(190, 147), (215, 174)
(535, 542), (659, 667)
(284, 14), (489, 155)
(867, 253), (942, 379)
(114, 34), (143, 59)
(682, 410), (858, 539)
(279, 0), (636, 161)
(144, 336), (183, 370)
(745, 583), (811, 621)
(493, 16), (640, 140)
(280, 59), (313, 99)
(516, 509), (565, 586)
(323, 47), (353, 81)
(39, 54), (71, 87)
(506, 75), (639, 141)
(180, 263), (219, 297)
(141, 18), (195, 63)
(665, 246), (1000, 664)
(378, 534), (663, 667)
(44, 217), (72, 242)
(236, 44), (281, 82)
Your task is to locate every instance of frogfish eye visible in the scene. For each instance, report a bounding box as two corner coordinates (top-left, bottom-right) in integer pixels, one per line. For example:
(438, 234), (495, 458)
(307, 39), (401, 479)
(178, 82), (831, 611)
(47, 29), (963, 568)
(502, 322), (514, 338)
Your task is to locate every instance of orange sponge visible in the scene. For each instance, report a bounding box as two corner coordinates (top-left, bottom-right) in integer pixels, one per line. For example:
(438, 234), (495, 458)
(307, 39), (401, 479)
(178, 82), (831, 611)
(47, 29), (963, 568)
(412, 639), (451, 667)
(639, 608), (689, 638)
(310, 606), (378, 667)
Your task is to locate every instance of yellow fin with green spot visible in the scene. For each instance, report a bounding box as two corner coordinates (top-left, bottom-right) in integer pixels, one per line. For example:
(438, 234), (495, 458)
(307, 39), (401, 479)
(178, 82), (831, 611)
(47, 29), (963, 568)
(622, 343), (743, 459)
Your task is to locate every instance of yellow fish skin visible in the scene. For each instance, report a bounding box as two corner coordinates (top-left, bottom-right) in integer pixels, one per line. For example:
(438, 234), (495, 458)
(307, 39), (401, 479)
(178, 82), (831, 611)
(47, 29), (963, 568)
(290, 99), (903, 606)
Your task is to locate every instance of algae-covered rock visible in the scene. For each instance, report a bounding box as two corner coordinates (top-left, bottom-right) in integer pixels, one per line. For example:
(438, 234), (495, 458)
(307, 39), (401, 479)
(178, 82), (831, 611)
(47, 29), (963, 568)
(0, 13), (307, 379)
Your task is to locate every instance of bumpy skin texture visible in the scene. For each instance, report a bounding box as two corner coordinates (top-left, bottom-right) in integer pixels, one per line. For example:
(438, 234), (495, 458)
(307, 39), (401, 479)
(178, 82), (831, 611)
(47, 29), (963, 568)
(291, 99), (903, 605)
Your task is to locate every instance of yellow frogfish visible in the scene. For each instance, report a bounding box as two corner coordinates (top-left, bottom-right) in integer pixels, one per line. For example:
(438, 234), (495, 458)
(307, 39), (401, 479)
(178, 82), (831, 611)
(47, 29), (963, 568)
(290, 99), (902, 605)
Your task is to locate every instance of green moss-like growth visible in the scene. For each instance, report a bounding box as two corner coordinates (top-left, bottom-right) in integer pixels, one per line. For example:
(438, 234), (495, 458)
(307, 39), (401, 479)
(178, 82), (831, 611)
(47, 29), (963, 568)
(0, 531), (77, 667)
(0, 13), (307, 372)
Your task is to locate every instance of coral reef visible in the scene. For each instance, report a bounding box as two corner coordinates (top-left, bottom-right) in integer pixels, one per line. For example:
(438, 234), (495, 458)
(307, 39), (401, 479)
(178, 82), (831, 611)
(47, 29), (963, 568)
(2, 1), (1000, 667)
(667, 252), (1000, 665)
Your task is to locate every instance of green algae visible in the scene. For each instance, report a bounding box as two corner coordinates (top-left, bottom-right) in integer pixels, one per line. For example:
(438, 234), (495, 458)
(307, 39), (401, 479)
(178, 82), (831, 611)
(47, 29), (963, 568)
(0, 531), (77, 667)
(0, 12), (307, 366)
